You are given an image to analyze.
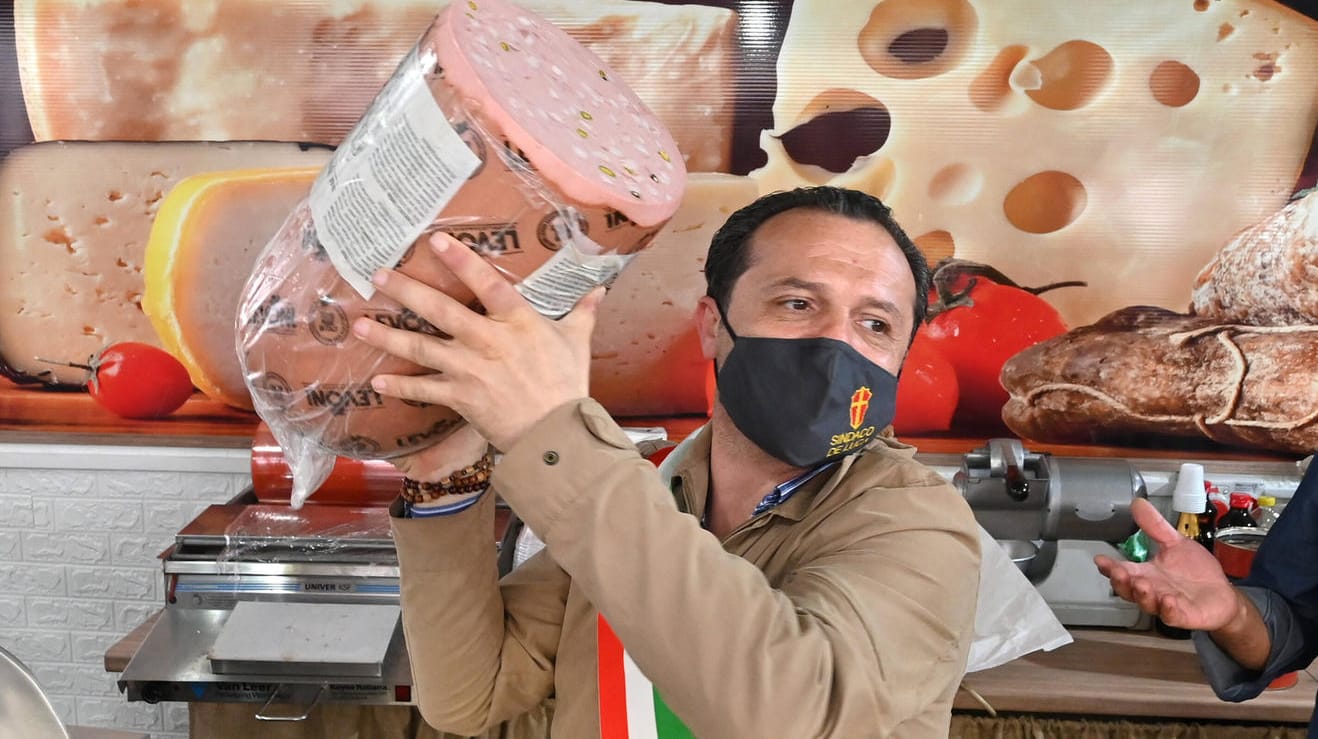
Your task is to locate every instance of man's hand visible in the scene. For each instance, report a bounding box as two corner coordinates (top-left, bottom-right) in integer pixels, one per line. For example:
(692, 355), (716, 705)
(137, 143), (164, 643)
(389, 423), (490, 483)
(351, 232), (604, 452)
(1094, 497), (1240, 631)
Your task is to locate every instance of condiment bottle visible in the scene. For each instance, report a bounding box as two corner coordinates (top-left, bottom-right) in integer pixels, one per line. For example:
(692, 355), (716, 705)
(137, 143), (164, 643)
(1219, 492), (1259, 530)
(1251, 495), (1280, 531)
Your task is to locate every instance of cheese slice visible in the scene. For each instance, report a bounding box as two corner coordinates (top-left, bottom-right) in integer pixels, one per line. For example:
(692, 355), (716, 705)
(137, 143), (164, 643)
(145, 167), (321, 410)
(14, 0), (736, 173)
(755, 0), (1318, 328)
(0, 141), (332, 383)
(590, 174), (758, 417)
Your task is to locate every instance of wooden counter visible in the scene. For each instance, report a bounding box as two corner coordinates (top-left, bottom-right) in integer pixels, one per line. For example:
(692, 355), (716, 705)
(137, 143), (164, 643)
(107, 613), (1313, 725)
(955, 628), (1315, 724)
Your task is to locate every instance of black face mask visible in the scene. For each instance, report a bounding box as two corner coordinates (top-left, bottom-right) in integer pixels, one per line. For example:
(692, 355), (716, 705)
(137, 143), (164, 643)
(714, 309), (899, 468)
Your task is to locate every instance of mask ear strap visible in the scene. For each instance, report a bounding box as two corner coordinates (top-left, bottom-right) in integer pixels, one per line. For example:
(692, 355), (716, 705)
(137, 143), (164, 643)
(714, 298), (739, 342)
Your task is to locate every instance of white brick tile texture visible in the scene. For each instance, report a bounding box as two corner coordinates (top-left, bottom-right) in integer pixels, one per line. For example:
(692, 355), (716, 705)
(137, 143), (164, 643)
(0, 595), (26, 626)
(143, 502), (192, 535)
(0, 495), (36, 527)
(2, 453), (248, 737)
(99, 471), (183, 499)
(71, 632), (120, 663)
(163, 702), (191, 732)
(111, 534), (162, 566)
(2, 469), (97, 496)
(2, 563), (66, 595)
(28, 597), (115, 630)
(55, 500), (143, 533)
(23, 531), (111, 564)
(0, 628), (70, 662)
(115, 601), (158, 633)
(0, 530), (19, 559)
(32, 662), (121, 698)
(47, 695), (77, 727)
(68, 566), (155, 600)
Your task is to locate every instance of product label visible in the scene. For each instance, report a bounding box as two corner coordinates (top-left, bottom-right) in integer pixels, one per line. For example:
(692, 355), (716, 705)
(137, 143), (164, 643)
(310, 43), (480, 299)
(516, 241), (631, 319)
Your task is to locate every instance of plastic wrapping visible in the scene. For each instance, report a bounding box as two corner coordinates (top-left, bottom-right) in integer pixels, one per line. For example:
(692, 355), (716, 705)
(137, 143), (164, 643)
(250, 422), (405, 506)
(237, 0), (685, 508)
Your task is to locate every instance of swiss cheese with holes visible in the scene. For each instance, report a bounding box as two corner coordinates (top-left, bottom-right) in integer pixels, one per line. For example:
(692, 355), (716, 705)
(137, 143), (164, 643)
(0, 141), (332, 384)
(14, 0), (736, 172)
(756, 0), (1318, 327)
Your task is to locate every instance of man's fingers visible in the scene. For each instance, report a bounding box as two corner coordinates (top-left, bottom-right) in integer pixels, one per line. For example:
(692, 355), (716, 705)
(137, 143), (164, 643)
(370, 266), (484, 343)
(368, 371), (455, 410)
(429, 233), (527, 318)
(352, 314), (456, 372)
(1132, 497), (1184, 549)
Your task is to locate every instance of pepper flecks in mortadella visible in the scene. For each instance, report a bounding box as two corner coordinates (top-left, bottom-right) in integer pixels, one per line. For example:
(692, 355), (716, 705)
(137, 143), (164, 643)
(436, 0), (685, 235)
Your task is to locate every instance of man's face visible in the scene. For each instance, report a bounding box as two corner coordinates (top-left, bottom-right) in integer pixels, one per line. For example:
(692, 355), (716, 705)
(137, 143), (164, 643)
(697, 208), (917, 377)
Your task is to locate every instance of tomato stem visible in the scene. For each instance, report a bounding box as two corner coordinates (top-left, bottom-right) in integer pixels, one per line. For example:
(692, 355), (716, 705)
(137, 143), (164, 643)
(34, 356), (95, 372)
(33, 355), (99, 390)
(925, 258), (1087, 322)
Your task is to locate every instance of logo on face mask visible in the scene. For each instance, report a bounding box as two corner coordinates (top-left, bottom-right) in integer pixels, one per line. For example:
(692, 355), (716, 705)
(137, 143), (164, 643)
(849, 386), (872, 430)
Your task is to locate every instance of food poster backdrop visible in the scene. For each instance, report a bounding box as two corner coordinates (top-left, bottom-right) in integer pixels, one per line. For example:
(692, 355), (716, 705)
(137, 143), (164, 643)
(0, 0), (1316, 461)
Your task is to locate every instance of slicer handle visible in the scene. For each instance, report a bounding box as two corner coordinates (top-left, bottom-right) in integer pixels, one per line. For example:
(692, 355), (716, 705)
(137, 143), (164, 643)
(254, 683), (326, 722)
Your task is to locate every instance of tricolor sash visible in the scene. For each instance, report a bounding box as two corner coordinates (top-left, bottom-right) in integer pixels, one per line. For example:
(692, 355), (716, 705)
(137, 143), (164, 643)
(596, 431), (703, 738)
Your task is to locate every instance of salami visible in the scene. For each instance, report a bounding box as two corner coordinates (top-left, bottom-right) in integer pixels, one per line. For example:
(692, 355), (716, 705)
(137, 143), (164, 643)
(1001, 306), (1318, 454)
(1191, 189), (1318, 326)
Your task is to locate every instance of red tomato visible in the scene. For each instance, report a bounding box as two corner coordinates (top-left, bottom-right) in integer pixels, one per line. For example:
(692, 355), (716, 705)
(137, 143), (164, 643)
(920, 279), (1068, 429)
(893, 335), (958, 435)
(85, 342), (195, 419)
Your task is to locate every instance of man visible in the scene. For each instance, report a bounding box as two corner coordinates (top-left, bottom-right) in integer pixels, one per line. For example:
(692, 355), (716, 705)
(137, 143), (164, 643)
(351, 187), (981, 737)
(1095, 462), (1318, 735)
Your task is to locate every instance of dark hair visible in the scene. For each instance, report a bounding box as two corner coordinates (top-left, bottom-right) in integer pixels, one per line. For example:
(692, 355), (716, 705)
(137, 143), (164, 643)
(704, 186), (930, 340)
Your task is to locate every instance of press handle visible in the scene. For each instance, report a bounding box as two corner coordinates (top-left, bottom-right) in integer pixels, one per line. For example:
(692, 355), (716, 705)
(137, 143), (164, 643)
(254, 683), (326, 722)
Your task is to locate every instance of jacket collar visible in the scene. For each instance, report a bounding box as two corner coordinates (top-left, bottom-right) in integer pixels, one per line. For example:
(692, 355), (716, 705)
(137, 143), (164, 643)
(668, 424), (864, 524)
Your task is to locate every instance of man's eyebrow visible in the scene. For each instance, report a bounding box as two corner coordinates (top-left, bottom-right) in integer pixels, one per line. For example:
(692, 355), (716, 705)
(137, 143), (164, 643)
(766, 277), (906, 319)
(858, 297), (903, 317)
(767, 276), (826, 292)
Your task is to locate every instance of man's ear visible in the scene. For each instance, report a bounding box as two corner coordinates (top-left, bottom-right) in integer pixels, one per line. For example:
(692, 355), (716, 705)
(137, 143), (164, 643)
(694, 296), (722, 360)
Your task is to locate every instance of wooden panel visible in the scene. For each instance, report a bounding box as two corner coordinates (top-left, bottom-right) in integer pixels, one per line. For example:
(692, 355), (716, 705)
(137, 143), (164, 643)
(956, 628), (1316, 724)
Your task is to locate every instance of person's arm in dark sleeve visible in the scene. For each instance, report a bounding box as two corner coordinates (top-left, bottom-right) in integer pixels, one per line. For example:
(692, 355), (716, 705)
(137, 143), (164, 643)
(1194, 462), (1318, 700)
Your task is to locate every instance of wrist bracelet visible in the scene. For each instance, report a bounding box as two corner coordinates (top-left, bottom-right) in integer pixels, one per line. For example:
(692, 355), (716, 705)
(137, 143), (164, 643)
(401, 452), (495, 504)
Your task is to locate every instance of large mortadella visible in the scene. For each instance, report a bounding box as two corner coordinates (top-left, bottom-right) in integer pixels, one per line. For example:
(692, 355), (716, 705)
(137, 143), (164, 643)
(237, 0), (686, 506)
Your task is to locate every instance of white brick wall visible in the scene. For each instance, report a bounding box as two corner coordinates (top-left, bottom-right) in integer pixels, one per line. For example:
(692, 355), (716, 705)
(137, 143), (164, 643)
(0, 442), (249, 739)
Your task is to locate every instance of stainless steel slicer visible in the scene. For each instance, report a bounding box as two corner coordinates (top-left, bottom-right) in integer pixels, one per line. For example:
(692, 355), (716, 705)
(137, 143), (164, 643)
(955, 439), (1151, 628)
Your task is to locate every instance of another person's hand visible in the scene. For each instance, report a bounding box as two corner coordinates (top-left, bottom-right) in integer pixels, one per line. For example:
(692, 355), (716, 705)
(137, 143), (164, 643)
(1094, 497), (1240, 631)
(351, 232), (604, 452)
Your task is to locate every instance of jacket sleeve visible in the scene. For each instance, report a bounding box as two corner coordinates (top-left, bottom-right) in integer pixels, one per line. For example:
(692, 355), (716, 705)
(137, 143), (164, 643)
(491, 399), (982, 739)
(1194, 460), (1318, 700)
(391, 492), (570, 735)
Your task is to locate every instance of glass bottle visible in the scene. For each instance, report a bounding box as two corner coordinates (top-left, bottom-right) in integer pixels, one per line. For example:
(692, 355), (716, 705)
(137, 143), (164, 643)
(1219, 492), (1259, 530)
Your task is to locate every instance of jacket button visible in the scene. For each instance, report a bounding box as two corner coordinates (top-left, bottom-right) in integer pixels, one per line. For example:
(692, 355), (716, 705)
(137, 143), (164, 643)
(542, 451), (560, 465)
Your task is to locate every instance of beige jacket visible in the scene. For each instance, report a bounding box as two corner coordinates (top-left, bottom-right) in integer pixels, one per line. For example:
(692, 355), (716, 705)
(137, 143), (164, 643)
(392, 399), (981, 738)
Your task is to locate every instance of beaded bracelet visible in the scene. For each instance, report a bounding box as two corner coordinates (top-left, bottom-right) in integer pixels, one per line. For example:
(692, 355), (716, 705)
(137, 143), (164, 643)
(401, 452), (495, 505)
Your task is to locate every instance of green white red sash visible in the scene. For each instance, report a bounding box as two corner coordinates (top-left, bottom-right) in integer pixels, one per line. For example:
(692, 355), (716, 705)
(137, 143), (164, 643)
(597, 432), (702, 738)
(597, 615), (695, 739)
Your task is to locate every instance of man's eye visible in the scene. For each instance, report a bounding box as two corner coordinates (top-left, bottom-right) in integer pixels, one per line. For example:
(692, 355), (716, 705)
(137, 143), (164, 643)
(782, 299), (810, 311)
(861, 319), (889, 334)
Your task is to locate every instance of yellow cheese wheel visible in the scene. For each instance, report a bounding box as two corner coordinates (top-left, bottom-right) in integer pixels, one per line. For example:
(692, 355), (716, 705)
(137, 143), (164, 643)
(144, 167), (322, 410)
